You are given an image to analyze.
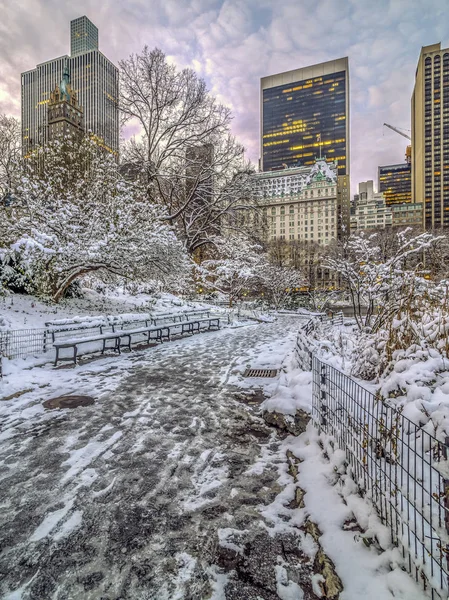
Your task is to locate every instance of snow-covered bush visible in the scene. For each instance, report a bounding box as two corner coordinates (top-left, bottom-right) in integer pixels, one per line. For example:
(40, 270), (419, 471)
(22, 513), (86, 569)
(0, 135), (189, 302)
(324, 229), (442, 333)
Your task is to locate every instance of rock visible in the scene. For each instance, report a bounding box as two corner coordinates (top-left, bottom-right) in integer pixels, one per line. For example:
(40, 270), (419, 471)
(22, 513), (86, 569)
(263, 409), (310, 436)
(304, 520), (343, 598)
(293, 487), (306, 509)
(315, 549), (343, 598)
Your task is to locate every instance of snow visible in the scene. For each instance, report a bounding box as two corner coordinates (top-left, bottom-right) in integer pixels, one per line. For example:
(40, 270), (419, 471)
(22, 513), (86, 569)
(217, 528), (248, 555)
(53, 510), (83, 541)
(275, 565), (304, 599)
(0, 299), (430, 598)
(287, 426), (426, 600)
(0, 289), (211, 331)
(29, 500), (75, 542)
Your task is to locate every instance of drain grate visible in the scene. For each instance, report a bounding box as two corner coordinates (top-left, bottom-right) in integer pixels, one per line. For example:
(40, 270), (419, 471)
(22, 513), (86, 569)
(243, 368), (277, 378)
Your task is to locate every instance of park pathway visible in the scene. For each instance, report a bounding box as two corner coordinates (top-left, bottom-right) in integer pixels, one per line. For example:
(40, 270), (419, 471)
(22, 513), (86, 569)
(0, 317), (320, 600)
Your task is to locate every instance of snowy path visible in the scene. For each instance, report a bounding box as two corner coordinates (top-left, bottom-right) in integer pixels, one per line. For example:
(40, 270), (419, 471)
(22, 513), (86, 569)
(0, 318), (309, 600)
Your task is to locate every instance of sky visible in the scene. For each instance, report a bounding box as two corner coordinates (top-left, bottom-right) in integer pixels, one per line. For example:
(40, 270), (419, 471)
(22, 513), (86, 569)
(1, 0), (449, 193)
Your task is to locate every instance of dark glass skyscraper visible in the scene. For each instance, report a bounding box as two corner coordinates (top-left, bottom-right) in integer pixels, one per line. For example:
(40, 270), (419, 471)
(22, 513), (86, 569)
(21, 16), (119, 157)
(260, 58), (349, 176)
(378, 163), (412, 206)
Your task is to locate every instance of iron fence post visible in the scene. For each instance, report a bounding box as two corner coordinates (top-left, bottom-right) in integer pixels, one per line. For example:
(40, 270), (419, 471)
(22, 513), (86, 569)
(320, 361), (327, 432)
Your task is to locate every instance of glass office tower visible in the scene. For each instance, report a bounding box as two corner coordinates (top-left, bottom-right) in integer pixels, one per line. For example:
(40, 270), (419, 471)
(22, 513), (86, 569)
(70, 16), (98, 56)
(260, 58), (349, 176)
(21, 16), (119, 157)
(378, 162), (412, 206)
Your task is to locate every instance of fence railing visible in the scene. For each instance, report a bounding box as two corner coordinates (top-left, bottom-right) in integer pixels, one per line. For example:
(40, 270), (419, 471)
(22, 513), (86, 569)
(299, 318), (449, 598)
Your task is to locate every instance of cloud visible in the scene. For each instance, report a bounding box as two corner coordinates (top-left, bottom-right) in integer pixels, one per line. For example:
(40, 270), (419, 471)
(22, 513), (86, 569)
(1, 0), (448, 193)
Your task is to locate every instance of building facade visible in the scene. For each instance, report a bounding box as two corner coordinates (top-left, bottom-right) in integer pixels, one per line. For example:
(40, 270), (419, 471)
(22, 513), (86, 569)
(253, 159), (343, 245)
(412, 43), (449, 228)
(253, 159), (342, 288)
(21, 16), (119, 156)
(378, 162), (412, 207)
(47, 64), (84, 141)
(70, 16), (99, 56)
(391, 202), (424, 228)
(260, 58), (350, 178)
(350, 181), (392, 232)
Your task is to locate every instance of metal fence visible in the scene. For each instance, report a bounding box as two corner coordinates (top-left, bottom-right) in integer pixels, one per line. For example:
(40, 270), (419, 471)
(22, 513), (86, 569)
(299, 318), (449, 598)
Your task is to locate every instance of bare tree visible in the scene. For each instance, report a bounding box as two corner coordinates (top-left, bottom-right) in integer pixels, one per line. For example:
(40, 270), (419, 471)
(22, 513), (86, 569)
(0, 115), (21, 199)
(119, 47), (259, 254)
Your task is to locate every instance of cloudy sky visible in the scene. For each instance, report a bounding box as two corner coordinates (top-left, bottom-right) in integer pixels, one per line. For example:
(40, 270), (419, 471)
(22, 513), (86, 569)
(1, 0), (448, 192)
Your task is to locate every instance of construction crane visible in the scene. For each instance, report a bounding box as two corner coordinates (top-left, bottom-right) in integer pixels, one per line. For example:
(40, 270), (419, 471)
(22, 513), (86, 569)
(383, 123), (411, 140)
(383, 123), (411, 163)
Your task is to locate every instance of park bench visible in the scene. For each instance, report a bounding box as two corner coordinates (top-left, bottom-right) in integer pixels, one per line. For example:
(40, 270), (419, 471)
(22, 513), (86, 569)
(166, 317), (220, 336)
(53, 324), (169, 366)
(53, 317), (220, 366)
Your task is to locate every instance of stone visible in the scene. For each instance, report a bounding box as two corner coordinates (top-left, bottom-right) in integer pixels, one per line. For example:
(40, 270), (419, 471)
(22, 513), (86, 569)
(263, 409), (310, 436)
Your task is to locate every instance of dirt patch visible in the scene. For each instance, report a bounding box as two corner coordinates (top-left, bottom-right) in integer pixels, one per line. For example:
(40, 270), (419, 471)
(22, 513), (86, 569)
(234, 389), (266, 406)
(43, 395), (95, 409)
(1, 388), (33, 402)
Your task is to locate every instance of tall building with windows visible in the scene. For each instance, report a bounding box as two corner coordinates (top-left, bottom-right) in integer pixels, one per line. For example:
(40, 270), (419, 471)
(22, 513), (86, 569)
(412, 43), (449, 228)
(260, 58), (350, 177)
(70, 16), (98, 56)
(350, 181), (392, 232)
(378, 162), (412, 207)
(21, 16), (119, 156)
(47, 64), (84, 141)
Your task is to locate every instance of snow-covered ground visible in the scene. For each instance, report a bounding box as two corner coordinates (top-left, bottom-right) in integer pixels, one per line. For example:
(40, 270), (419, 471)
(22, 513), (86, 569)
(0, 307), (426, 599)
(0, 289), (210, 330)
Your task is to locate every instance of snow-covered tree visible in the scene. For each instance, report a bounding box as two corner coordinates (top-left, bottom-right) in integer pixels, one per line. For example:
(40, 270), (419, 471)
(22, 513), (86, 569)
(258, 265), (305, 310)
(119, 47), (259, 254)
(0, 114), (21, 199)
(324, 229), (442, 332)
(0, 135), (188, 301)
(200, 235), (264, 307)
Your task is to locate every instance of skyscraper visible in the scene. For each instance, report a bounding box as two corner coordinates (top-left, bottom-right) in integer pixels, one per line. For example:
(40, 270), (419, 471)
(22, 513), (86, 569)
(21, 16), (119, 157)
(412, 43), (449, 228)
(70, 16), (98, 56)
(378, 163), (412, 207)
(260, 58), (350, 176)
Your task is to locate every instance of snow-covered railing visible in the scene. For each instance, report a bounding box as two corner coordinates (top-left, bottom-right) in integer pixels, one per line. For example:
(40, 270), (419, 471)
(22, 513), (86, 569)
(297, 316), (449, 598)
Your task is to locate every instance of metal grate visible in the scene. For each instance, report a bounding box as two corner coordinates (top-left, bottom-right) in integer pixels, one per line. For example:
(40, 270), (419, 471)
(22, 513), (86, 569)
(243, 368), (277, 378)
